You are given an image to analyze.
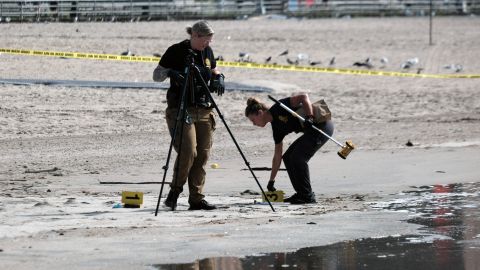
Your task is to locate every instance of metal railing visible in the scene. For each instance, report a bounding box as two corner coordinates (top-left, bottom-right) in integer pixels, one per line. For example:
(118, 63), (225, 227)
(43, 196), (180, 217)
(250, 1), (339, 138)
(0, 0), (478, 23)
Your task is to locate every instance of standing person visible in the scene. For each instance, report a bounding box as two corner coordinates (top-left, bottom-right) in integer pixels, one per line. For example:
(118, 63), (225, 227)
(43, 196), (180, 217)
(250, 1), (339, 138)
(244, 94), (334, 204)
(153, 21), (225, 211)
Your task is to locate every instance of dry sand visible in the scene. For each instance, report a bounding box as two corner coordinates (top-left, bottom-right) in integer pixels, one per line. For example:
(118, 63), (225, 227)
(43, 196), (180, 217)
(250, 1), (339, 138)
(0, 16), (480, 269)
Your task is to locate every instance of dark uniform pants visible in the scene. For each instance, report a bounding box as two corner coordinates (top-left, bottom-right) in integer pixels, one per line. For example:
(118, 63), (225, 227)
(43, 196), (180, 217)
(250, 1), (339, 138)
(166, 106), (216, 203)
(282, 121), (334, 199)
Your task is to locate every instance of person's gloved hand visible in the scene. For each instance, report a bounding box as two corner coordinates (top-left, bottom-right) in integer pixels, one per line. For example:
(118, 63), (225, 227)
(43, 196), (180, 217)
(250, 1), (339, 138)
(267, 180), (276, 192)
(167, 69), (185, 87)
(210, 73), (225, 96)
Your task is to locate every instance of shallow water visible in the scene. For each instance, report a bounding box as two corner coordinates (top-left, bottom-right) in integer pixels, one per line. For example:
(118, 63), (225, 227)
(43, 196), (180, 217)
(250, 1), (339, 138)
(152, 182), (480, 270)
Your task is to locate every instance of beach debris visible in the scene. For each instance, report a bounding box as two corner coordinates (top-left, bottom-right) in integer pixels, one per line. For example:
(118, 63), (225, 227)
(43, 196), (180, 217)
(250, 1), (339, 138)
(215, 55), (224, 61)
(353, 194), (365, 201)
(307, 222), (317, 225)
(153, 53), (162, 58)
(25, 167), (59, 173)
(99, 181), (164, 185)
(401, 57), (419, 69)
(211, 163), (220, 169)
(33, 201), (51, 207)
(309, 60), (322, 66)
(64, 198), (76, 205)
(240, 189), (260, 196)
(265, 56), (272, 63)
(112, 203), (122, 208)
(241, 167), (286, 171)
(405, 140), (414, 147)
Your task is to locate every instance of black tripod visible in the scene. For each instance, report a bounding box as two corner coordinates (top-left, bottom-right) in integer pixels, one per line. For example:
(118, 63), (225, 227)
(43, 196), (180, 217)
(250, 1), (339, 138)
(155, 52), (275, 215)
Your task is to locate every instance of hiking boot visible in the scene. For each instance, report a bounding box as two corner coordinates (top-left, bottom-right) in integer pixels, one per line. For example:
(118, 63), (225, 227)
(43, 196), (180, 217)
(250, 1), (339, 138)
(188, 199), (217, 211)
(164, 190), (180, 210)
(284, 193), (299, 203)
(289, 193), (317, 205)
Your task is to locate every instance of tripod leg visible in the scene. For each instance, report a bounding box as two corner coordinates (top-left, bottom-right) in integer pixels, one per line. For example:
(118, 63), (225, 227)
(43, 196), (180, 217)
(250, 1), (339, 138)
(155, 65), (192, 215)
(210, 101), (275, 212)
(154, 119), (176, 215)
(155, 103), (190, 214)
(192, 66), (275, 212)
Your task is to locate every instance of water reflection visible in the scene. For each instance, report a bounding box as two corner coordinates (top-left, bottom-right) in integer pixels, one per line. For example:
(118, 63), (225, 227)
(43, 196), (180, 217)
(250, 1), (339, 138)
(153, 182), (480, 270)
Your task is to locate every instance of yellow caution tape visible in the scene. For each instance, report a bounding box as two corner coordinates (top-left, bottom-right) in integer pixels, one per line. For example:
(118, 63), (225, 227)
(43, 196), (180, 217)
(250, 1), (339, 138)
(218, 60), (480, 79)
(0, 48), (159, 63)
(1, 48), (479, 79)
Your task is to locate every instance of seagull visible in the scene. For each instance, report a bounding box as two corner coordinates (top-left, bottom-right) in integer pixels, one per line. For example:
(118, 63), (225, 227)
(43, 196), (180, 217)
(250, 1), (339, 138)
(329, 56), (336, 66)
(278, 49), (289, 56)
(286, 58), (298, 65)
(380, 57), (388, 66)
(401, 57), (419, 69)
(297, 53), (309, 62)
(238, 52), (250, 62)
(121, 48), (134, 56)
(444, 64), (463, 72)
(353, 58), (373, 69)
(454, 64), (463, 72)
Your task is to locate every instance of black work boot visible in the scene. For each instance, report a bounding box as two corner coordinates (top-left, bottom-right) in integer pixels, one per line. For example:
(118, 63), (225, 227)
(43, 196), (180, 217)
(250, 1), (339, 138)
(188, 199), (216, 211)
(164, 190), (180, 210)
(284, 193), (299, 203)
(289, 193), (317, 204)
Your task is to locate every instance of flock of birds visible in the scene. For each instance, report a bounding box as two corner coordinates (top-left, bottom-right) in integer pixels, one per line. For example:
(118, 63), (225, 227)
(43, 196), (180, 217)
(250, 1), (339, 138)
(120, 48), (464, 73)
(232, 50), (465, 73)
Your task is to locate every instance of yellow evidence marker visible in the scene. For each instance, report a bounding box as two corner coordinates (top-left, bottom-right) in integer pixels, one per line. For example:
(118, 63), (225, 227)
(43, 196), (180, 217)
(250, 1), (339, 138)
(121, 191), (144, 208)
(262, 190), (285, 203)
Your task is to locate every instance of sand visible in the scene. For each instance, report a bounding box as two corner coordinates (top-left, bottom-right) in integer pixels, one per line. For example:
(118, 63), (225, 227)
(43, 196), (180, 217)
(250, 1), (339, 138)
(0, 16), (479, 269)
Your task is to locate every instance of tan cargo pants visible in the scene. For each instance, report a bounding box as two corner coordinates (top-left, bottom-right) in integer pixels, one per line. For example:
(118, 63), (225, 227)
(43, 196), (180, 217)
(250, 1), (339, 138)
(165, 106), (216, 203)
